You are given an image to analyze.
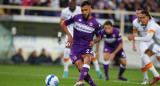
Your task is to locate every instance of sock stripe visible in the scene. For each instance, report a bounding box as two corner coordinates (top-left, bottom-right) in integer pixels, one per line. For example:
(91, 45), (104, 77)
(141, 67), (147, 72)
(92, 57), (97, 61)
(145, 62), (153, 69)
(64, 58), (69, 62)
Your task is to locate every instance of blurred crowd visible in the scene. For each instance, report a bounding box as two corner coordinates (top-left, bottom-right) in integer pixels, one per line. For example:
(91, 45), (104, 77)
(11, 48), (61, 65)
(1, 0), (160, 16)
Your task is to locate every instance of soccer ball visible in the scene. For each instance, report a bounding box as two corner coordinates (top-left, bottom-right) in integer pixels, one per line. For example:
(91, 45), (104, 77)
(45, 75), (59, 86)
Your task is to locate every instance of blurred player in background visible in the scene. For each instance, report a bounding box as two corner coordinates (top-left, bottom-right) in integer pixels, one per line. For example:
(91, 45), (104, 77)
(58, 0), (102, 78)
(131, 8), (160, 84)
(61, 1), (101, 86)
(128, 10), (160, 85)
(94, 21), (128, 81)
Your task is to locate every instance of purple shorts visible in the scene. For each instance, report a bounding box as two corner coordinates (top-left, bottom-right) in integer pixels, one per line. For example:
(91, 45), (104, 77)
(103, 45), (126, 58)
(70, 44), (94, 64)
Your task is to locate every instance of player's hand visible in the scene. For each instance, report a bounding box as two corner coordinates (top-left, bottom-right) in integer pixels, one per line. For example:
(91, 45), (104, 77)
(66, 35), (73, 47)
(90, 41), (94, 48)
(128, 35), (134, 41)
(58, 37), (62, 45)
(133, 45), (137, 51)
(110, 53), (115, 62)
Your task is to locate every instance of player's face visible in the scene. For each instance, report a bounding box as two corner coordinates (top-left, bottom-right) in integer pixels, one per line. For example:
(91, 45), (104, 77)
(141, 14), (149, 25)
(69, 1), (76, 12)
(81, 5), (92, 20)
(104, 25), (113, 34)
(136, 10), (142, 21)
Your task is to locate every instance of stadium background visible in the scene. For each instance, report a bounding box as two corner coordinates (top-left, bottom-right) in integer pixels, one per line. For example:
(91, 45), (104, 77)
(0, 0), (160, 86)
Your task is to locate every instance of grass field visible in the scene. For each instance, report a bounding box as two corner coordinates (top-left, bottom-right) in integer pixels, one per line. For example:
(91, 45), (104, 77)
(0, 64), (160, 86)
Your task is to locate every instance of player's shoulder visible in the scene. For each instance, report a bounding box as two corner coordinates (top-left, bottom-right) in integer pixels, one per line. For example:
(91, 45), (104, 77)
(91, 17), (100, 27)
(133, 18), (139, 24)
(113, 27), (120, 32)
(62, 7), (70, 13)
(75, 6), (81, 10)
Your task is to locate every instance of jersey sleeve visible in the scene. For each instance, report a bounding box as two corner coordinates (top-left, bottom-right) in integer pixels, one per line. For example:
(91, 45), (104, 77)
(135, 24), (155, 42)
(95, 24), (102, 37)
(64, 15), (76, 26)
(60, 10), (67, 22)
(132, 21), (138, 33)
(117, 31), (122, 44)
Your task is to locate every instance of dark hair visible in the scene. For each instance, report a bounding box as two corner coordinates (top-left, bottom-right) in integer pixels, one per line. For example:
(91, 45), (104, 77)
(136, 8), (144, 11)
(141, 10), (151, 19)
(81, 1), (91, 7)
(104, 21), (113, 26)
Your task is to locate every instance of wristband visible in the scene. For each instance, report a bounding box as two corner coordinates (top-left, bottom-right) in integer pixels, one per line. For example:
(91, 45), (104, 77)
(58, 32), (62, 37)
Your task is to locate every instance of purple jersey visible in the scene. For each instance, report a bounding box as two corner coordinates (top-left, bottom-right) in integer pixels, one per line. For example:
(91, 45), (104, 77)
(100, 28), (122, 48)
(100, 28), (125, 58)
(65, 14), (101, 45)
(64, 14), (101, 63)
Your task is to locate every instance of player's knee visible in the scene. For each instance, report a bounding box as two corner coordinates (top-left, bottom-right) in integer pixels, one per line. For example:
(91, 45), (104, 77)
(144, 49), (154, 57)
(157, 56), (160, 61)
(121, 62), (127, 67)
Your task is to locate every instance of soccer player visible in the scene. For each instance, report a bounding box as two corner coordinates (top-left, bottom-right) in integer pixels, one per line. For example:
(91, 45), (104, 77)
(128, 10), (160, 85)
(60, 1), (101, 86)
(58, 0), (102, 78)
(132, 8), (160, 84)
(94, 21), (127, 81)
(58, 0), (81, 78)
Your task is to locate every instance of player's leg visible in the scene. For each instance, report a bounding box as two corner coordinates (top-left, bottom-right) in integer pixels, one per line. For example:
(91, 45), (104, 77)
(143, 44), (160, 85)
(103, 53), (110, 80)
(63, 36), (71, 78)
(63, 47), (70, 78)
(140, 59), (149, 84)
(75, 54), (97, 86)
(74, 59), (85, 86)
(92, 54), (102, 79)
(118, 58), (127, 81)
(118, 50), (127, 81)
(140, 42), (149, 84)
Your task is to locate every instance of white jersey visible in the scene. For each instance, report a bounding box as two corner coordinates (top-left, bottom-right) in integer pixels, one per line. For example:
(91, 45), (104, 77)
(133, 18), (154, 54)
(145, 19), (160, 45)
(60, 6), (81, 36)
(133, 18), (147, 37)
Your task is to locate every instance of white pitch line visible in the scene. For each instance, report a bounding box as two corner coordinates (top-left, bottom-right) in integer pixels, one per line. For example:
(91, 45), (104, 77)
(1, 72), (160, 86)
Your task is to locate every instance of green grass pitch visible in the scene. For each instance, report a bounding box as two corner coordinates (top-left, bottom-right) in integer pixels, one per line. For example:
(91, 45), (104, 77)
(0, 64), (160, 86)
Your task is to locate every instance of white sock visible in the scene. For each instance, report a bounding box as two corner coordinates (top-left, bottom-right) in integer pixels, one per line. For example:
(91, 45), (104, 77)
(149, 66), (159, 77)
(63, 48), (70, 72)
(143, 71), (148, 80)
(64, 61), (68, 72)
(93, 60), (100, 71)
(142, 54), (159, 77)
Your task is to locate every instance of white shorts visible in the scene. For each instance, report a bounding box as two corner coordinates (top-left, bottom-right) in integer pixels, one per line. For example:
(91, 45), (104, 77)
(148, 43), (160, 56)
(140, 41), (154, 54)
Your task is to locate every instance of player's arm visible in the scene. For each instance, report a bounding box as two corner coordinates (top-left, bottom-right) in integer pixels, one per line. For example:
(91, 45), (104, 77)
(90, 36), (101, 48)
(110, 33), (123, 61)
(132, 29), (138, 51)
(95, 43), (100, 58)
(90, 24), (102, 48)
(58, 19), (64, 44)
(60, 21), (73, 47)
(134, 30), (154, 41)
(60, 15), (75, 47)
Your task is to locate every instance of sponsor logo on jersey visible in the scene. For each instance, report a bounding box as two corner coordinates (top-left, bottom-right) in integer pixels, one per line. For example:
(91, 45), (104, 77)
(73, 56), (77, 60)
(89, 22), (93, 26)
(74, 22), (95, 33)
